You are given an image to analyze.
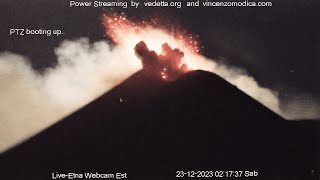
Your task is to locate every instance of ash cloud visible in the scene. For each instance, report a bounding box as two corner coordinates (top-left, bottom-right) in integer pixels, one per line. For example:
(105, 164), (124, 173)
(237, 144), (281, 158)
(0, 38), (141, 152)
(193, 58), (281, 116)
(196, 56), (320, 120)
(134, 41), (188, 81)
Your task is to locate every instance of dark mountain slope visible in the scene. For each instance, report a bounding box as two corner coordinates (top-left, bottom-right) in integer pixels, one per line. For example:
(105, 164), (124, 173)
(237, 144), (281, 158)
(0, 70), (319, 180)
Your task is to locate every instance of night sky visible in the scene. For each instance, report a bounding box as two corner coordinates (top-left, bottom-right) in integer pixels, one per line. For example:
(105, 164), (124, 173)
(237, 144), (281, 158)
(0, 0), (319, 112)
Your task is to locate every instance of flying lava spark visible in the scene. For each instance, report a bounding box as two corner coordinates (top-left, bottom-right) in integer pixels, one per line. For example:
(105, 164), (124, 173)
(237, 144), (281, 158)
(102, 12), (202, 81)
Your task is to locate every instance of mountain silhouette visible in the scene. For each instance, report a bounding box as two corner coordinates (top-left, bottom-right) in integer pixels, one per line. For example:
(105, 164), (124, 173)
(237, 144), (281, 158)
(0, 70), (319, 180)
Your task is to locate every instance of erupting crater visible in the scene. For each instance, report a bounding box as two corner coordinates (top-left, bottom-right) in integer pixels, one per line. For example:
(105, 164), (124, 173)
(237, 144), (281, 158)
(102, 12), (202, 81)
(134, 41), (190, 81)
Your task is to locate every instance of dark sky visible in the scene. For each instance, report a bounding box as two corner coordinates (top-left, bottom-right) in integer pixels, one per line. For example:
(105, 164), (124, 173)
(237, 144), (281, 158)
(0, 0), (319, 100)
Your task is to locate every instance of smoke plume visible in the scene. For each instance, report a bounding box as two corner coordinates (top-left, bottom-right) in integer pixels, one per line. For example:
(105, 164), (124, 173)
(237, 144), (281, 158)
(0, 38), (141, 152)
(186, 54), (320, 120)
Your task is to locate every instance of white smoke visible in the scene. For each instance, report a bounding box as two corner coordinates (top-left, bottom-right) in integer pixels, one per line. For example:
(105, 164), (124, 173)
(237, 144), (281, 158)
(210, 62), (280, 115)
(187, 54), (320, 120)
(0, 38), (141, 153)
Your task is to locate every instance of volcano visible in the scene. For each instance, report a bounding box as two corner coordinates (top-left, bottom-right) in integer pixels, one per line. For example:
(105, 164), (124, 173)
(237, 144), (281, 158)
(0, 68), (319, 180)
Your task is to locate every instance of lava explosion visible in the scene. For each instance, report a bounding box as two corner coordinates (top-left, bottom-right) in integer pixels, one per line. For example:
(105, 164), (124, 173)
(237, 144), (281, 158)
(135, 41), (189, 81)
(102, 12), (201, 80)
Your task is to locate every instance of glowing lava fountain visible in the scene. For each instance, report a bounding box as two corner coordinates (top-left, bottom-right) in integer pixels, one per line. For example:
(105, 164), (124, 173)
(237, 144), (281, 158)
(102, 12), (205, 81)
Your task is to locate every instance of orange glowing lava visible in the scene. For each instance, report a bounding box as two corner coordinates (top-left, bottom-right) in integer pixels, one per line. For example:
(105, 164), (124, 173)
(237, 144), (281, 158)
(102, 12), (202, 80)
(102, 12), (200, 53)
